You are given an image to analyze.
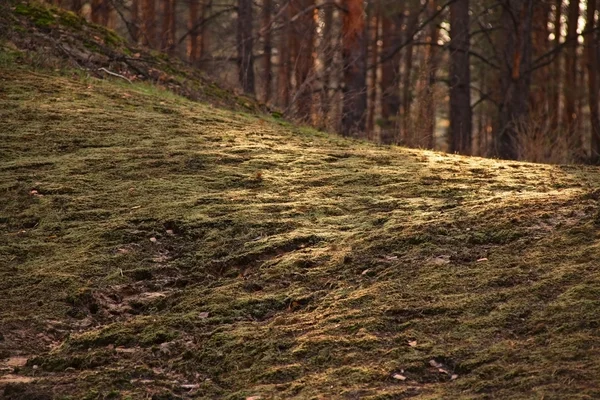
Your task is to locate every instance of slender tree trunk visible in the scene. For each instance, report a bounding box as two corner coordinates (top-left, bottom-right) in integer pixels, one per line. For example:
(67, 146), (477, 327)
(161, 0), (176, 54)
(201, 1), (210, 61)
(367, 1), (380, 138)
(449, 0), (472, 154)
(422, 0), (439, 149)
(91, 0), (101, 23)
(529, 1), (551, 119)
(401, 6), (418, 144)
(496, 0), (534, 160)
(189, 1), (209, 65)
(550, 0), (563, 131)
(71, 0), (82, 15)
(291, 0), (316, 122)
(564, 0), (581, 157)
(142, 0), (156, 47)
(341, 0), (367, 136)
(278, 4), (292, 108)
(586, 0), (600, 162)
(237, 0), (255, 95)
(188, 0), (199, 63)
(262, 0), (273, 103)
(319, 1), (334, 129)
(380, 3), (403, 144)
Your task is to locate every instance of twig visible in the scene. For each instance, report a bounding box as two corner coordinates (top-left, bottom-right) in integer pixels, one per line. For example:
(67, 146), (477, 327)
(98, 67), (132, 83)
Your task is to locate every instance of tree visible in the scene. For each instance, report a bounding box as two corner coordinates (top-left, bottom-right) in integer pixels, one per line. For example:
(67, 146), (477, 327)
(585, 0), (600, 162)
(550, 0), (563, 131)
(401, 2), (419, 144)
(449, 0), (472, 154)
(261, 0), (273, 103)
(341, 0), (367, 136)
(91, 0), (110, 25)
(130, 0), (140, 43)
(237, 0), (255, 95)
(291, 0), (316, 122)
(495, 0), (534, 160)
(160, 0), (176, 54)
(142, 0), (156, 48)
(366, 1), (380, 138)
(379, 2), (404, 144)
(564, 0), (581, 157)
(278, 4), (292, 108)
(319, 0), (335, 129)
(421, 0), (440, 149)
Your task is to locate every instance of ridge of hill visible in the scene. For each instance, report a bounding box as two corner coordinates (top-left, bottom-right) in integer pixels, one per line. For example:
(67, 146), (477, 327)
(3, 2), (600, 399)
(0, 0), (262, 113)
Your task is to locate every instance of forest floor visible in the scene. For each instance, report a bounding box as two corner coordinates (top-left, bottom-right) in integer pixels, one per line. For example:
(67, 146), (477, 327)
(4, 2), (600, 399)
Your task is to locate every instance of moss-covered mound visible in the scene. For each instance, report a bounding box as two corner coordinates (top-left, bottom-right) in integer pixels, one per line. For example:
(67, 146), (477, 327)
(0, 0), (261, 113)
(3, 4), (600, 399)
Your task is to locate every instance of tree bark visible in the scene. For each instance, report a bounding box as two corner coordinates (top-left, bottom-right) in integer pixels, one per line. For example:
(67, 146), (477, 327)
(586, 0), (600, 162)
(319, 1), (334, 129)
(341, 0), (367, 136)
(401, 5), (418, 145)
(550, 0), (563, 131)
(449, 0), (472, 154)
(161, 0), (176, 55)
(237, 0), (255, 95)
(71, 0), (82, 15)
(291, 0), (316, 122)
(262, 0), (273, 103)
(529, 1), (551, 118)
(564, 0), (581, 157)
(421, 0), (440, 149)
(131, 0), (140, 43)
(367, 1), (380, 138)
(278, 4), (292, 108)
(380, 2), (403, 144)
(188, 0), (199, 63)
(142, 0), (156, 48)
(496, 0), (534, 160)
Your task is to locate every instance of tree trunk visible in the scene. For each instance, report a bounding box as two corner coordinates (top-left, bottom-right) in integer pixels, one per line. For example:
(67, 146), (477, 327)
(496, 0), (534, 160)
(237, 0), (255, 95)
(188, 0), (199, 63)
(319, 1), (334, 129)
(401, 6), (418, 145)
(564, 0), (581, 157)
(131, 0), (140, 42)
(550, 0), (563, 131)
(262, 0), (273, 103)
(380, 2), (403, 144)
(71, 0), (82, 15)
(142, 0), (156, 48)
(189, 1), (209, 65)
(449, 0), (472, 154)
(341, 0), (367, 136)
(161, 0), (176, 55)
(291, 0), (316, 122)
(422, 0), (439, 149)
(278, 4), (292, 108)
(367, 1), (380, 138)
(529, 1), (551, 121)
(586, 0), (600, 162)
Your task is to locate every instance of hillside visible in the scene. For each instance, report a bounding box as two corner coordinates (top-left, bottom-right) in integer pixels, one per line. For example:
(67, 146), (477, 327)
(3, 3), (600, 400)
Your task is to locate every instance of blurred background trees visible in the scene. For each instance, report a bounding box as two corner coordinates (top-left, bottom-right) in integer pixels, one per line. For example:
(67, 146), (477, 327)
(46, 0), (600, 164)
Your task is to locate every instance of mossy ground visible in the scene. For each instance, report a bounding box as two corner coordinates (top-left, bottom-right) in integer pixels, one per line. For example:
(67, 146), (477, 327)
(3, 6), (600, 400)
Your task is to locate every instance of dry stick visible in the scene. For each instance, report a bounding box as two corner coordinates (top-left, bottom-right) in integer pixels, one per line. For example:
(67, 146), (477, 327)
(98, 67), (133, 83)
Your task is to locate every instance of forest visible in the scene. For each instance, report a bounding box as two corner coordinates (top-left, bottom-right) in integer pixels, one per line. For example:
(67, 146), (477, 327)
(44, 0), (600, 164)
(3, 0), (600, 398)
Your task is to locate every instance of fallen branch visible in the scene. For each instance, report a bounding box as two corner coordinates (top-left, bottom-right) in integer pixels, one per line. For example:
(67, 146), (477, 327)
(98, 67), (132, 83)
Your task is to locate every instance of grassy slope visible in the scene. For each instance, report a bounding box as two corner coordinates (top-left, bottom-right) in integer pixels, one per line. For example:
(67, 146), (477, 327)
(3, 7), (600, 400)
